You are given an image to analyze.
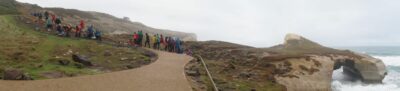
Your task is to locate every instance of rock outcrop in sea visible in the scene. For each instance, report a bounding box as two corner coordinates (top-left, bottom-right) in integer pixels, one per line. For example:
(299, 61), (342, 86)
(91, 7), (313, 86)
(274, 33), (387, 90)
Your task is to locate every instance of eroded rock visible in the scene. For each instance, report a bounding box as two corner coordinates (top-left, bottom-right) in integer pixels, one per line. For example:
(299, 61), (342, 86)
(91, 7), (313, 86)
(72, 54), (93, 66)
(3, 69), (33, 80)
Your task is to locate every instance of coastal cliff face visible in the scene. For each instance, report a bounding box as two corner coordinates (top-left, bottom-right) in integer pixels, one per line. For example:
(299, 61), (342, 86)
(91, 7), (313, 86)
(184, 34), (386, 91)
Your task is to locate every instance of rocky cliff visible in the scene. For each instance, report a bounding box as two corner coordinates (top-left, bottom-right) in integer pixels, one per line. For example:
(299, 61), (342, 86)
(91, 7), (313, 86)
(272, 34), (387, 91)
(184, 34), (387, 91)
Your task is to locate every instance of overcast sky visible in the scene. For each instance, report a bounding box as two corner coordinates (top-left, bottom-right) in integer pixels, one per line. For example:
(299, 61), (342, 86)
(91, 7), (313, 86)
(17, 0), (400, 47)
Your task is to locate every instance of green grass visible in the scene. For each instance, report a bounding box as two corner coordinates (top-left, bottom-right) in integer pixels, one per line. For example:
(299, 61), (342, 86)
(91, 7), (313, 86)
(0, 0), (20, 15)
(0, 15), (150, 80)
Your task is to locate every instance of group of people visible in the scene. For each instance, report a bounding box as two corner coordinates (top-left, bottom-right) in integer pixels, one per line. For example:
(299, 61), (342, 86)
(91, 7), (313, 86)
(30, 10), (189, 55)
(130, 31), (184, 54)
(31, 11), (102, 41)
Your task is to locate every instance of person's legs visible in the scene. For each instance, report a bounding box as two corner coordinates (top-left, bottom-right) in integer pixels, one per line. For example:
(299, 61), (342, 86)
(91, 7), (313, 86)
(153, 43), (156, 49)
(144, 41), (150, 48)
(164, 44), (168, 51)
(158, 42), (160, 50)
(139, 38), (143, 47)
(158, 42), (161, 50)
(98, 36), (102, 41)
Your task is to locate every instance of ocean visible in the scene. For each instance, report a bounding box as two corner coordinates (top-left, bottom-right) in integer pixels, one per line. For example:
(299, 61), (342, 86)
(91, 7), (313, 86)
(332, 46), (400, 91)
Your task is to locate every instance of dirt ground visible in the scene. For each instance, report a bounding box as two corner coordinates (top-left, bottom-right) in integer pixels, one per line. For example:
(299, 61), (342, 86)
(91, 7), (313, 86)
(0, 49), (193, 91)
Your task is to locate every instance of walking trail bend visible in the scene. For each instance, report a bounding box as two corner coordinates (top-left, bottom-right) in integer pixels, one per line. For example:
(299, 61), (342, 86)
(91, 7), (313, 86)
(0, 49), (193, 91)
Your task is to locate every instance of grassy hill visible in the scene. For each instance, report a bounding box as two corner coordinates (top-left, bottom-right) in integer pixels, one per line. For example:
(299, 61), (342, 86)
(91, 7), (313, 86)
(0, 15), (154, 80)
(15, 1), (197, 41)
(0, 0), (20, 15)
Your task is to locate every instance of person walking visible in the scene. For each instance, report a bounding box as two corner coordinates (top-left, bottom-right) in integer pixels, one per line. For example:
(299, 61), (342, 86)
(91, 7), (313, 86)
(144, 33), (151, 48)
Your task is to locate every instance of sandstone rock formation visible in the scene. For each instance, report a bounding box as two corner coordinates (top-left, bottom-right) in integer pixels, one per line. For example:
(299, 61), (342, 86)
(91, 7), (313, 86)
(184, 34), (387, 91)
(273, 34), (387, 91)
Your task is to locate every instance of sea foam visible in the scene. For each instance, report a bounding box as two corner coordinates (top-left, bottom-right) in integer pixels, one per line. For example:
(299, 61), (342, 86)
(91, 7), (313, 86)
(331, 56), (400, 91)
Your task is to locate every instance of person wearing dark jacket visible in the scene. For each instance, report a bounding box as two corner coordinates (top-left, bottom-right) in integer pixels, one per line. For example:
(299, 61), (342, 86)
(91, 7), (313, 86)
(87, 25), (94, 39)
(144, 33), (150, 48)
(55, 17), (62, 25)
(95, 30), (102, 41)
(56, 24), (63, 36)
(44, 11), (49, 20)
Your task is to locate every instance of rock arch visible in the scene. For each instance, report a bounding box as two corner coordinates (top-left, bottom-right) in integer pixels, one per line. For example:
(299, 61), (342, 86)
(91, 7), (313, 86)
(332, 55), (387, 83)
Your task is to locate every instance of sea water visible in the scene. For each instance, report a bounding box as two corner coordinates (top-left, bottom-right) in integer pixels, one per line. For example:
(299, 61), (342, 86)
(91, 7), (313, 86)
(331, 46), (400, 91)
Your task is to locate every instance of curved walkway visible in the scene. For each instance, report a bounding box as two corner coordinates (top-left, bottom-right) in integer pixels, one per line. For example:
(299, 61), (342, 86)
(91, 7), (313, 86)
(0, 49), (193, 91)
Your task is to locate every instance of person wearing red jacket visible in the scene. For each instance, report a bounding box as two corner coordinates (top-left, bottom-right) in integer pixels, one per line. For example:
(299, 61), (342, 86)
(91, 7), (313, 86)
(51, 14), (56, 23)
(80, 20), (85, 30)
(133, 32), (139, 46)
(160, 34), (165, 49)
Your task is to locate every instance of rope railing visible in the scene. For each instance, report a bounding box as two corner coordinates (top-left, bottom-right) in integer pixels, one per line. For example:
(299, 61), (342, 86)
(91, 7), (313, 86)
(195, 55), (218, 91)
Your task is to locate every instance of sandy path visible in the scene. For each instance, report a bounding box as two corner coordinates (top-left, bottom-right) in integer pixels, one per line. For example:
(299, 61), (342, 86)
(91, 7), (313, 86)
(0, 49), (193, 91)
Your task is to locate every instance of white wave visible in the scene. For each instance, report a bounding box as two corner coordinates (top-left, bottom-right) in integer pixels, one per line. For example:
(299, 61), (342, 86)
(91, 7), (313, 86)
(374, 56), (400, 66)
(332, 80), (400, 91)
(332, 56), (400, 91)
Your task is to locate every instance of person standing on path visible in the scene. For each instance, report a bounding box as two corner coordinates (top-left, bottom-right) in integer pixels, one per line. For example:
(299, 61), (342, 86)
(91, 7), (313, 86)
(164, 37), (169, 51)
(133, 32), (139, 46)
(45, 18), (53, 32)
(80, 20), (85, 30)
(95, 30), (102, 41)
(156, 34), (161, 50)
(75, 25), (81, 38)
(138, 30), (143, 47)
(87, 25), (95, 39)
(44, 11), (49, 20)
(145, 33), (151, 48)
(56, 24), (64, 36)
(160, 34), (164, 49)
(55, 17), (62, 25)
(63, 24), (72, 37)
(152, 34), (156, 49)
(175, 38), (181, 53)
(51, 14), (56, 23)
